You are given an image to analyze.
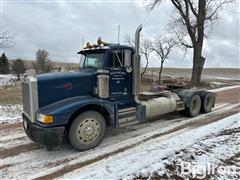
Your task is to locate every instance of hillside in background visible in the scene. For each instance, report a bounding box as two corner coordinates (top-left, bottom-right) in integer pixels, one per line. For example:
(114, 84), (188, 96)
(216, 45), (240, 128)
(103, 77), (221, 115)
(9, 59), (79, 71)
(146, 68), (240, 81)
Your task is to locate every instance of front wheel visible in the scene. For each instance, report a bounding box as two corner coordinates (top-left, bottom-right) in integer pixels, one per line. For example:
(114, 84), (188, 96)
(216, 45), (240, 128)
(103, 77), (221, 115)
(68, 111), (106, 151)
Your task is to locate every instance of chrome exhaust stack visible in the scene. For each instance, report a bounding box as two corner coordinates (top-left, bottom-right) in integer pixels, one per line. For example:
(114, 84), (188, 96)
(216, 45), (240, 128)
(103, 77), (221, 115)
(133, 24), (142, 104)
(132, 25), (179, 120)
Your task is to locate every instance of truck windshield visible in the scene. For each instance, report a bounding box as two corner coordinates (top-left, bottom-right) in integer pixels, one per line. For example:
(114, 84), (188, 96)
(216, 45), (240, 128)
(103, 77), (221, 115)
(80, 53), (104, 69)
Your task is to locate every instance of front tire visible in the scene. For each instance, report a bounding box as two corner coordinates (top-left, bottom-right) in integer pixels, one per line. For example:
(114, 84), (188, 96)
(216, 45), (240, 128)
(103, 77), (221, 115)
(68, 111), (106, 151)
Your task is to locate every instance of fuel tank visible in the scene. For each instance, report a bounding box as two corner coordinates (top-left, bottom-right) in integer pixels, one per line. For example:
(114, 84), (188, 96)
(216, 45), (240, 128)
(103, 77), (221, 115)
(141, 93), (180, 119)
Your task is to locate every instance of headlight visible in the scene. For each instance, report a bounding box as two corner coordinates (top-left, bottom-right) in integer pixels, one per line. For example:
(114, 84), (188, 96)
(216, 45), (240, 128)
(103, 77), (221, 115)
(37, 113), (54, 124)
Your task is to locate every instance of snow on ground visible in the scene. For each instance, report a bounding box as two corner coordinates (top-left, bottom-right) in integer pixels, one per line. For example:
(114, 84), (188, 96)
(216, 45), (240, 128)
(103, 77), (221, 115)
(61, 113), (240, 179)
(203, 75), (240, 81)
(208, 81), (232, 89)
(139, 116), (240, 180)
(174, 123), (240, 180)
(0, 104), (22, 124)
(145, 71), (240, 81)
(0, 103), (234, 179)
(209, 85), (240, 93)
(0, 74), (18, 88)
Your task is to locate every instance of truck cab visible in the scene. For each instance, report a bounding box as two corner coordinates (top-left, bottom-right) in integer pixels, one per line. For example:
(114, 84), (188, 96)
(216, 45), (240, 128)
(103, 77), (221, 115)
(22, 25), (216, 151)
(79, 44), (134, 103)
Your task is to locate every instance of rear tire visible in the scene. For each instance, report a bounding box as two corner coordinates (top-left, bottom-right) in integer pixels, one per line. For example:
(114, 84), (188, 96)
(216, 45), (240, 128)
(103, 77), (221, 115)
(68, 111), (106, 151)
(201, 93), (214, 113)
(184, 94), (201, 117)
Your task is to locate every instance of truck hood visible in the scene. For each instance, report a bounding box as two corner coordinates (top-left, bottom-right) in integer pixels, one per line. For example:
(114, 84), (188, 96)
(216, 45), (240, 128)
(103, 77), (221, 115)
(37, 71), (96, 108)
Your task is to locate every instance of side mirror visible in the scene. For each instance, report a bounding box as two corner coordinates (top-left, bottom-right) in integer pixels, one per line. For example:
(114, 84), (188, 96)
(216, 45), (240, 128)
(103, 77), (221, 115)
(124, 50), (131, 67)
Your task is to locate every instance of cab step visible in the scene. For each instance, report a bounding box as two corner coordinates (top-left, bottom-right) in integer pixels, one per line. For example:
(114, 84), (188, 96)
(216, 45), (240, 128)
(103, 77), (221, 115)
(118, 107), (137, 125)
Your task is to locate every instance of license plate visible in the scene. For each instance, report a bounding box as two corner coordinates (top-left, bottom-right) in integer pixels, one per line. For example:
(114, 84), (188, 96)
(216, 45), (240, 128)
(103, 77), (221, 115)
(23, 120), (28, 130)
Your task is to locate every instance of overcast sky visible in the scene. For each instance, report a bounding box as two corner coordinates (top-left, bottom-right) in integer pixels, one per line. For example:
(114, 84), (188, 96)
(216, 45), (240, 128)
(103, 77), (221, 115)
(1, 0), (239, 68)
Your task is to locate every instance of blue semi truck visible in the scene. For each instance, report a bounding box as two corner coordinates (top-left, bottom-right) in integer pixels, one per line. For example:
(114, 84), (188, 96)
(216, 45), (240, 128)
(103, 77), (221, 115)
(22, 25), (216, 151)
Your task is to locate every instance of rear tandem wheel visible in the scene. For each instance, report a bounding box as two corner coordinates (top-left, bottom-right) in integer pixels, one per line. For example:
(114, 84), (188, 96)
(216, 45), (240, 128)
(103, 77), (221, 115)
(201, 92), (215, 113)
(182, 94), (202, 117)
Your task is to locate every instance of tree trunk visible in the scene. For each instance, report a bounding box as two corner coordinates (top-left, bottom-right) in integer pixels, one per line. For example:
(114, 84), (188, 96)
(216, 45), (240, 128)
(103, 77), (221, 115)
(191, 0), (206, 87)
(17, 73), (20, 80)
(191, 46), (205, 87)
(141, 58), (149, 81)
(159, 61), (164, 85)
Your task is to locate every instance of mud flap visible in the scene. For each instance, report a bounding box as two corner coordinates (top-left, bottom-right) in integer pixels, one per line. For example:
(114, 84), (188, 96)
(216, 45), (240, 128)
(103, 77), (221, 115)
(136, 104), (146, 122)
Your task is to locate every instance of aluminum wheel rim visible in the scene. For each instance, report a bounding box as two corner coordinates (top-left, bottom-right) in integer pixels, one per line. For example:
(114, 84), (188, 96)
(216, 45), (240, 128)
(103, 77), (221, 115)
(77, 119), (100, 144)
(205, 96), (213, 108)
(191, 97), (200, 113)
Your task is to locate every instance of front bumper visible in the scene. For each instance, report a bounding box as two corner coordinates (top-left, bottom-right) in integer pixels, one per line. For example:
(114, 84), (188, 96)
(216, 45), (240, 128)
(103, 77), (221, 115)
(22, 113), (65, 148)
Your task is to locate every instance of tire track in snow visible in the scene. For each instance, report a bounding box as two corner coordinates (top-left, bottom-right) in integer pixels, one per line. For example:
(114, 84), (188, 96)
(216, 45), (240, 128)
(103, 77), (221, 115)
(26, 104), (229, 173)
(0, 103), (228, 147)
(0, 164), (14, 171)
(0, 143), (41, 159)
(0, 122), (22, 131)
(0, 103), (230, 166)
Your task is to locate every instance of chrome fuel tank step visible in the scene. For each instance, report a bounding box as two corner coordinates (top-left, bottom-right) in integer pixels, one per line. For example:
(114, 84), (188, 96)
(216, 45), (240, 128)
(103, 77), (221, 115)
(118, 107), (137, 125)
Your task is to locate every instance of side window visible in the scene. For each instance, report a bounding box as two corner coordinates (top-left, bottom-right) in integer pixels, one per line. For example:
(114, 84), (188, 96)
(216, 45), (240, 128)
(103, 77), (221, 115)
(109, 50), (131, 68)
(109, 51), (123, 68)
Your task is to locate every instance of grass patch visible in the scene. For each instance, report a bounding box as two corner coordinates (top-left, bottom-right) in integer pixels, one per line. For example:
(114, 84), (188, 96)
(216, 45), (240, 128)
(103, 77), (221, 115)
(0, 83), (22, 104)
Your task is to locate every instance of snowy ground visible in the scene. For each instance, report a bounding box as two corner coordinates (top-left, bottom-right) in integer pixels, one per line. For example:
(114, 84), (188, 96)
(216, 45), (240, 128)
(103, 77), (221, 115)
(0, 101), (239, 179)
(209, 85), (240, 93)
(61, 113), (240, 179)
(0, 74), (18, 88)
(145, 71), (240, 81)
(146, 68), (240, 81)
(0, 104), (22, 124)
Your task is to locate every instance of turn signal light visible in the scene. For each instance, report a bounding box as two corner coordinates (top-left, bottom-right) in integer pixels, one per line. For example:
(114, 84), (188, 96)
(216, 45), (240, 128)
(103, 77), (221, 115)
(44, 115), (54, 124)
(37, 113), (54, 124)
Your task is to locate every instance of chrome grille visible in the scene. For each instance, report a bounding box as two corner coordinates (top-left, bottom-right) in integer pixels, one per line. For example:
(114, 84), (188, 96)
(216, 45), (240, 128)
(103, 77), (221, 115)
(22, 82), (31, 117)
(21, 76), (38, 122)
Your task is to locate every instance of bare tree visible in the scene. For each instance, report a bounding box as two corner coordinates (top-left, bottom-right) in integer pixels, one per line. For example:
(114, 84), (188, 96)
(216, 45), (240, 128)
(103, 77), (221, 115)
(12, 58), (26, 80)
(33, 49), (53, 74)
(148, 0), (232, 87)
(151, 36), (175, 85)
(124, 35), (153, 80)
(0, 30), (15, 48)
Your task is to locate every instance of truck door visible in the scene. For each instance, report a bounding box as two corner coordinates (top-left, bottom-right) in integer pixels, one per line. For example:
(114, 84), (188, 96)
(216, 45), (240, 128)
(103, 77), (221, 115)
(108, 49), (132, 100)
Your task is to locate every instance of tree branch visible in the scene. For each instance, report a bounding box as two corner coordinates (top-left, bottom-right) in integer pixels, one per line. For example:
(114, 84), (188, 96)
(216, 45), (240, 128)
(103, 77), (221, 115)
(187, 0), (198, 17)
(171, 0), (197, 44)
(205, 0), (232, 21)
